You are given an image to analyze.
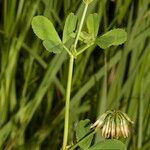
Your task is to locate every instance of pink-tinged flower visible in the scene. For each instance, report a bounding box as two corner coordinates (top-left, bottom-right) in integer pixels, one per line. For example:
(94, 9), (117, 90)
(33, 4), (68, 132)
(91, 110), (133, 139)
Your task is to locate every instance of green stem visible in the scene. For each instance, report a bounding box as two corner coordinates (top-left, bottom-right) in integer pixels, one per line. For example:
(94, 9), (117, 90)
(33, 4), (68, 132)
(62, 2), (89, 149)
(76, 42), (94, 56)
(62, 56), (74, 150)
(63, 45), (74, 57)
(74, 3), (88, 52)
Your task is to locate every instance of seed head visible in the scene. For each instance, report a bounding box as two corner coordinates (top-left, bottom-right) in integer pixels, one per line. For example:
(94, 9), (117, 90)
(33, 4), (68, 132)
(91, 110), (133, 139)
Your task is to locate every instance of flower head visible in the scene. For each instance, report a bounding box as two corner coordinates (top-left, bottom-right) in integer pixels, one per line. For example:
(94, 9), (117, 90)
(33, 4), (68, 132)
(91, 110), (133, 139)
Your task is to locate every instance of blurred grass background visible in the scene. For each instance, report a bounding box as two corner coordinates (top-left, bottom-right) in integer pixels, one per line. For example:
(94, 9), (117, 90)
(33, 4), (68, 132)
(0, 0), (150, 149)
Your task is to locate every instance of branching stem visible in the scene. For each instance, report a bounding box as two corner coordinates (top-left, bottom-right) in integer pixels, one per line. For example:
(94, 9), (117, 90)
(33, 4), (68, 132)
(62, 3), (89, 150)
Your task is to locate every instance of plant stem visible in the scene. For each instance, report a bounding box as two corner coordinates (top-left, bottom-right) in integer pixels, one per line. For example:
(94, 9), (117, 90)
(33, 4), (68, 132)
(63, 45), (74, 57)
(62, 56), (74, 150)
(62, 3), (89, 149)
(74, 3), (88, 52)
(76, 42), (94, 56)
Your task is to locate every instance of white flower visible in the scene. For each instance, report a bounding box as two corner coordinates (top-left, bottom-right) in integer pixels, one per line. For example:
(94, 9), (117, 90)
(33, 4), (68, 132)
(91, 110), (133, 139)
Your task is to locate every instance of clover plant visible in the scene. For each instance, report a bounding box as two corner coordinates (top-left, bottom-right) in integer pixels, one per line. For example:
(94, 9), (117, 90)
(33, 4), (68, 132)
(31, 0), (131, 149)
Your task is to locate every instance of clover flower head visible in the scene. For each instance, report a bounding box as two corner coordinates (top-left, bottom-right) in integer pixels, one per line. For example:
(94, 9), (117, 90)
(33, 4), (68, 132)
(91, 110), (133, 139)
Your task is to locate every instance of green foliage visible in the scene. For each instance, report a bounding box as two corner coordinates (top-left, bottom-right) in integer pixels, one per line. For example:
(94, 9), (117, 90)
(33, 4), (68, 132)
(31, 16), (62, 53)
(86, 13), (99, 37)
(62, 13), (78, 43)
(43, 40), (63, 53)
(72, 118), (126, 150)
(76, 119), (93, 149)
(88, 139), (126, 150)
(31, 16), (61, 42)
(96, 29), (127, 49)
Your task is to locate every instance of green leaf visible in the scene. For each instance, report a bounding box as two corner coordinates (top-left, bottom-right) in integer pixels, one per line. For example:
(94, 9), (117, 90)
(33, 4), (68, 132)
(76, 119), (93, 149)
(31, 16), (61, 42)
(43, 40), (63, 53)
(79, 31), (94, 43)
(88, 139), (126, 150)
(96, 29), (127, 49)
(87, 13), (99, 37)
(62, 13), (77, 43)
(96, 36), (114, 49)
